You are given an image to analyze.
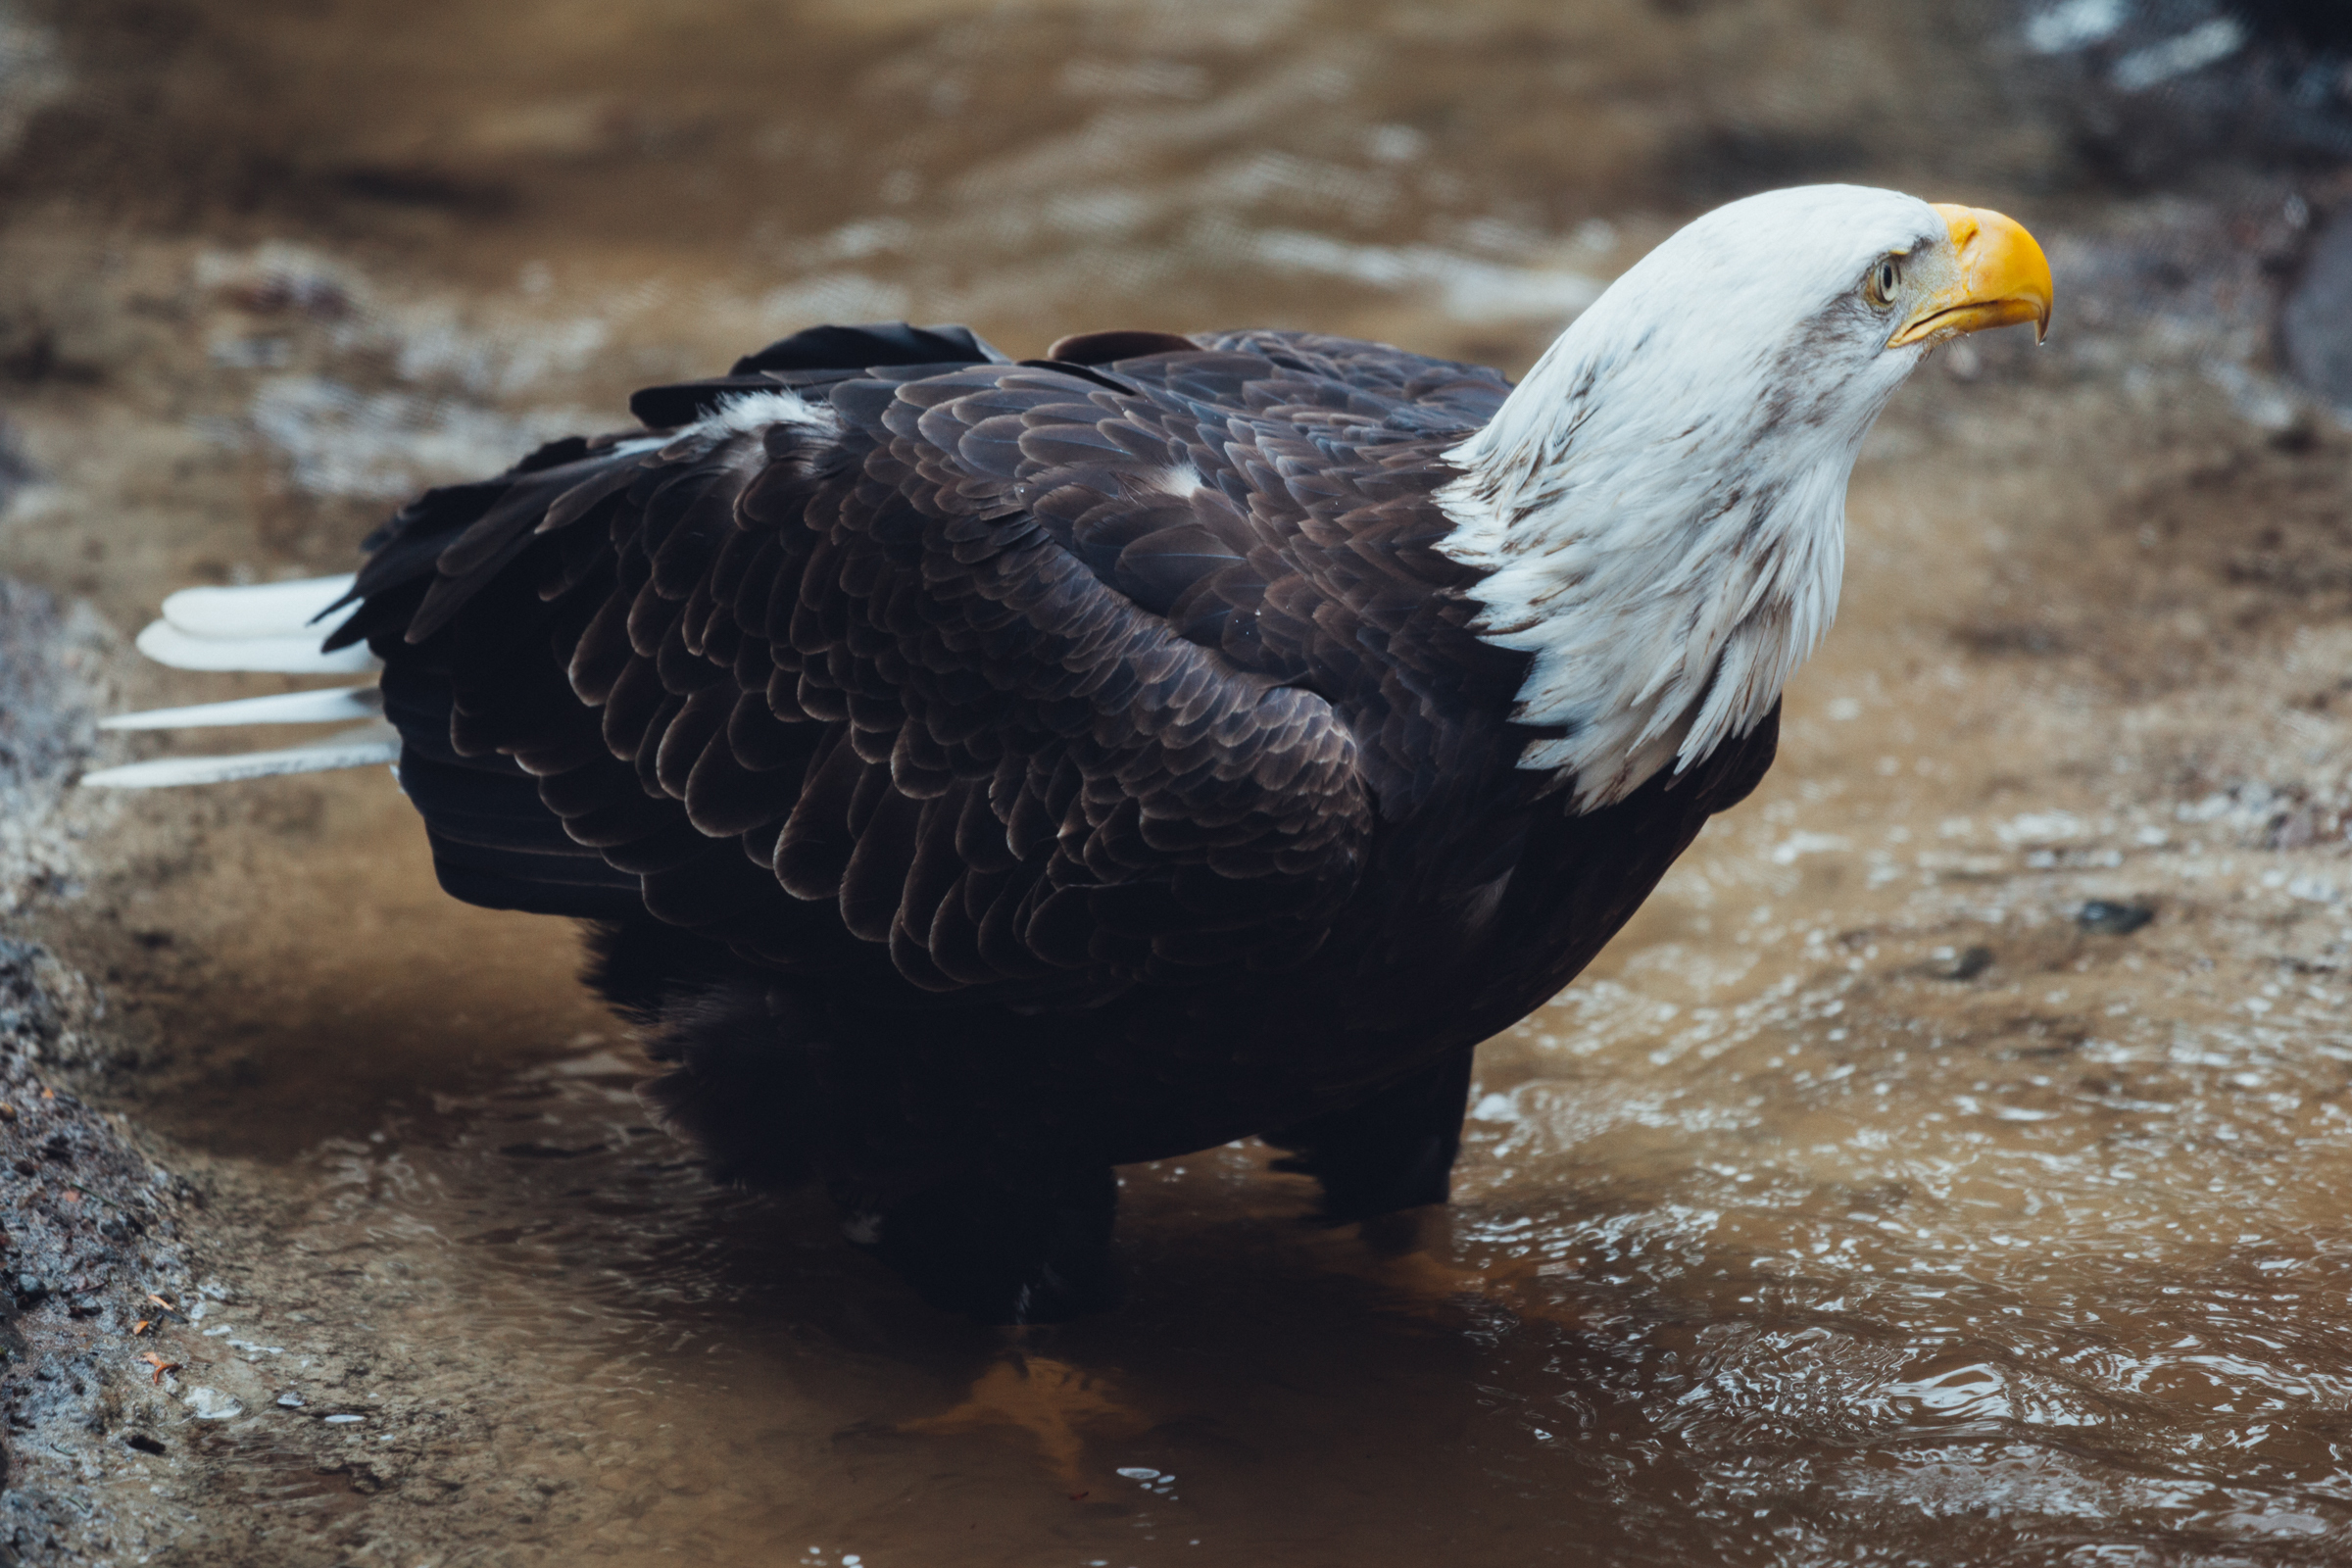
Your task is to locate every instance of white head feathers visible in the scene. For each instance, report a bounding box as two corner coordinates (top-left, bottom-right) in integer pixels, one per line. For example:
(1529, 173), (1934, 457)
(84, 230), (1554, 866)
(1437, 185), (1959, 811)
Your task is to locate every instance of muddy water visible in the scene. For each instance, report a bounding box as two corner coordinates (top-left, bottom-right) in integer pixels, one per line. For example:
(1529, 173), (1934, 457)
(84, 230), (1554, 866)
(9, 0), (2352, 1563)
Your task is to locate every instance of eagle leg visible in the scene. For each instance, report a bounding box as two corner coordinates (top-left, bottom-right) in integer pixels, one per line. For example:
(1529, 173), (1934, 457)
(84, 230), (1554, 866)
(1263, 1048), (1476, 1227)
(834, 1164), (1121, 1326)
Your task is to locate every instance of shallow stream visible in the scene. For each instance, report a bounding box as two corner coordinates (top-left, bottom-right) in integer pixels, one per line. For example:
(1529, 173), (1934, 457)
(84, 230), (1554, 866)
(10, 0), (2352, 1562)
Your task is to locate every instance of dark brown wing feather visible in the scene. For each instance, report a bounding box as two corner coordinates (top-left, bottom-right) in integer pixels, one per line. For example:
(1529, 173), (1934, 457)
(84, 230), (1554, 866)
(330, 323), (1524, 1011)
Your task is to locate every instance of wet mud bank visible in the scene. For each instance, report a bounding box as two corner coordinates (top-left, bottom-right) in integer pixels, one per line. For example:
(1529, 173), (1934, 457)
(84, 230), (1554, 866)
(0, 929), (203, 1568)
(0, 579), (189, 1567)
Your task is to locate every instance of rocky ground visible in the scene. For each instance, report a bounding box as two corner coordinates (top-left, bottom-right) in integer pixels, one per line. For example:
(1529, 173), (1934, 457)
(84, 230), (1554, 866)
(0, 580), (199, 1566)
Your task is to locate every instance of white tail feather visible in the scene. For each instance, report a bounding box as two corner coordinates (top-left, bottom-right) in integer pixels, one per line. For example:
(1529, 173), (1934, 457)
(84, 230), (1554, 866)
(135, 573), (372, 673)
(99, 685), (382, 731)
(160, 573), (358, 638)
(92, 573), (396, 790)
(81, 723), (399, 790)
(133, 619), (378, 674)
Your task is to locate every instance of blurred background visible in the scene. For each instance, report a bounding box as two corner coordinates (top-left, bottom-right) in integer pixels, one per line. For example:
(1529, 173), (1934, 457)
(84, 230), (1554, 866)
(3, 0), (2352, 574)
(2, 0), (2350, 560)
(10, 2), (2352, 1565)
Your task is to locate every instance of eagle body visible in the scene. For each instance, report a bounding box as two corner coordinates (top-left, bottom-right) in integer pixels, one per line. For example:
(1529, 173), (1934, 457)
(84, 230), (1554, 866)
(328, 324), (1776, 1311)
(97, 187), (2053, 1320)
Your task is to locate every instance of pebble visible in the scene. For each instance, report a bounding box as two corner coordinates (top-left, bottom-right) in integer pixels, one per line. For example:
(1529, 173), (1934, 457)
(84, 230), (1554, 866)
(1938, 946), (1996, 981)
(183, 1388), (243, 1420)
(2078, 900), (2155, 936)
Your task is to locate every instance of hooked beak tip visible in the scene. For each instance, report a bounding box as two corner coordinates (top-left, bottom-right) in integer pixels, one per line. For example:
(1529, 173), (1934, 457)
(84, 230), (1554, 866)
(1890, 204), (2055, 351)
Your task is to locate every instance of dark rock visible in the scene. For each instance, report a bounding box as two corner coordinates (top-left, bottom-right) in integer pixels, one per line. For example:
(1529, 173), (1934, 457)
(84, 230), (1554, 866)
(2234, 0), (2352, 54)
(0, 421), (28, 518)
(0, 942), (58, 1053)
(2079, 900), (2157, 935)
(1941, 946), (1997, 981)
(2283, 215), (2352, 407)
(2018, 0), (2352, 186)
(0, 581), (97, 853)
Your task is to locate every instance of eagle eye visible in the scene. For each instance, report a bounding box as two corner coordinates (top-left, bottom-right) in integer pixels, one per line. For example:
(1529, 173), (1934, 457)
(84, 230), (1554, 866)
(1863, 256), (1902, 310)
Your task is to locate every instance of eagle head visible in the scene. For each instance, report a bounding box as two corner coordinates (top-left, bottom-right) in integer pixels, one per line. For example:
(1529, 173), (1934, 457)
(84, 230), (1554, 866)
(1437, 184), (2053, 810)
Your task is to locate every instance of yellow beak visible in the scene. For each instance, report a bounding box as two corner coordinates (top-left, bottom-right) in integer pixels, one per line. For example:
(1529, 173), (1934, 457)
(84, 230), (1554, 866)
(1887, 204), (2054, 349)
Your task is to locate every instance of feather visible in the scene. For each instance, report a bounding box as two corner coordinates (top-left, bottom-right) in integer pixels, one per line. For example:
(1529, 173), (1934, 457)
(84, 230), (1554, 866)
(132, 620), (379, 674)
(1435, 184), (1956, 808)
(82, 722), (400, 789)
(99, 685), (382, 730)
(158, 574), (359, 638)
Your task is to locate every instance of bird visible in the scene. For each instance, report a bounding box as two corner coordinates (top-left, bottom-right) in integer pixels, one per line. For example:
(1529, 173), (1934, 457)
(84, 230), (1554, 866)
(88, 184), (2052, 1323)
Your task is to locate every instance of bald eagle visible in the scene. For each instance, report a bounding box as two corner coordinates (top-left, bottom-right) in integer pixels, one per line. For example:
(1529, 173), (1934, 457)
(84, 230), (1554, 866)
(91, 186), (2051, 1321)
